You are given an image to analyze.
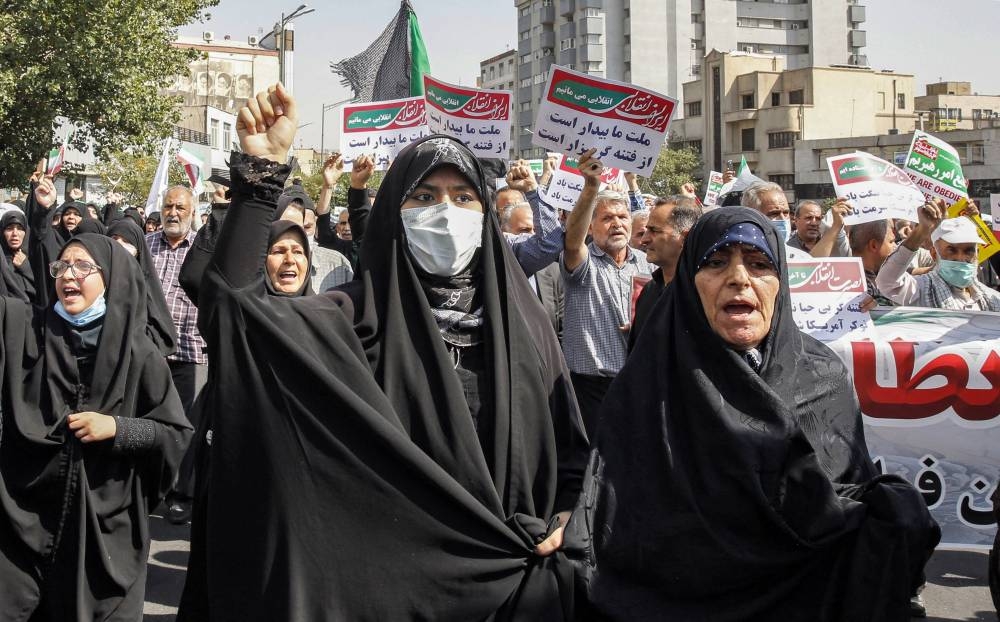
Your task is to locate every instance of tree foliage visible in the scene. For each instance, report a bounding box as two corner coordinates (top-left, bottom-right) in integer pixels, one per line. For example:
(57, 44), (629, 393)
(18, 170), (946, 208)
(292, 163), (386, 208)
(639, 147), (702, 198)
(0, 0), (216, 188)
(94, 149), (187, 206)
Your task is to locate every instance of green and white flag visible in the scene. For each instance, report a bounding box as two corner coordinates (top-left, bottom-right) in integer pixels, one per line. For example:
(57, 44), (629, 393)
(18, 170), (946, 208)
(331, 0), (431, 102)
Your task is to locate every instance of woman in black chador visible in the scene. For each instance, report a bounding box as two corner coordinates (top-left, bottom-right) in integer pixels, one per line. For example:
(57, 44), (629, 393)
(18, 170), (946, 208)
(567, 207), (940, 621)
(0, 234), (192, 621)
(177, 84), (588, 621)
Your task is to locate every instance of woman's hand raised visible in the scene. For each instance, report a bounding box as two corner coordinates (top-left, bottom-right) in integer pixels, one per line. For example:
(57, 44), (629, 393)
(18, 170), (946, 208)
(236, 83), (298, 164)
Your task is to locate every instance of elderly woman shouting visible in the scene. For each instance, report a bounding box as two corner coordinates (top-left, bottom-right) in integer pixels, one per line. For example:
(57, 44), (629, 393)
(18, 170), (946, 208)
(570, 206), (939, 621)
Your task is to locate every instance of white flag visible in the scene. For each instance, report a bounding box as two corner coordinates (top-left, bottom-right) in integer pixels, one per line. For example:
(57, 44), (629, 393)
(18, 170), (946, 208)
(144, 137), (174, 215)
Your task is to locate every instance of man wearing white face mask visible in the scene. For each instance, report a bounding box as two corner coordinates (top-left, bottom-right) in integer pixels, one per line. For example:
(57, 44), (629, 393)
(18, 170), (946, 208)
(877, 200), (1000, 311)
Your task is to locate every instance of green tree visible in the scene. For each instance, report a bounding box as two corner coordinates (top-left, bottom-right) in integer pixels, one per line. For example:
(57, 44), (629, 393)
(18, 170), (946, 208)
(94, 149), (187, 206)
(291, 162), (385, 208)
(0, 0), (216, 188)
(640, 147), (702, 198)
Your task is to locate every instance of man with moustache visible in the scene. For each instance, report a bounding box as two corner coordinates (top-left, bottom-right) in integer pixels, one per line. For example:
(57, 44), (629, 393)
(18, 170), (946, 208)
(147, 185), (208, 524)
(562, 149), (651, 438)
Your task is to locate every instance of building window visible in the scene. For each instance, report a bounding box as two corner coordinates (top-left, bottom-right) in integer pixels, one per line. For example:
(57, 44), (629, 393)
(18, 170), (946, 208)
(897, 93), (906, 109)
(520, 6), (530, 16)
(560, 38), (575, 50)
(222, 122), (232, 150)
(789, 89), (804, 105)
(533, 73), (545, 84)
(210, 118), (220, 149)
(583, 34), (601, 45)
(771, 92), (780, 106)
(584, 61), (602, 72)
(520, 77), (532, 88)
(875, 91), (885, 110)
(741, 127), (755, 151)
(520, 30), (530, 41)
(768, 131), (799, 149)
(685, 101), (702, 117)
(519, 101), (532, 111)
(741, 93), (755, 109)
(584, 8), (600, 17)
(770, 174), (795, 191)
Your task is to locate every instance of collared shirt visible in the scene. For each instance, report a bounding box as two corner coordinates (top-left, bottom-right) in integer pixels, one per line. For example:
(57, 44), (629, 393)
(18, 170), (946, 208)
(504, 190), (565, 277)
(146, 230), (207, 364)
(876, 245), (1000, 311)
(561, 242), (652, 376)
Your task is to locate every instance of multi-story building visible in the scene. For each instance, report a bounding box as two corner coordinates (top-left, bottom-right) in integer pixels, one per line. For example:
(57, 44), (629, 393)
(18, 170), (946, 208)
(670, 50), (915, 201)
(478, 50), (518, 160)
(167, 34), (280, 186)
(512, 0), (867, 159)
(794, 127), (999, 201)
(914, 82), (1000, 133)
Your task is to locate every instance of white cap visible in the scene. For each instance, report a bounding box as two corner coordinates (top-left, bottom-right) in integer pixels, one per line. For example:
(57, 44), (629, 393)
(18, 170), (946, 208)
(931, 217), (984, 245)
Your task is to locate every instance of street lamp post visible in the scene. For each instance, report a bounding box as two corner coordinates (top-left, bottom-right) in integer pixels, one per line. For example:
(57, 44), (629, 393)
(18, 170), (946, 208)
(320, 97), (355, 159)
(271, 4), (315, 87)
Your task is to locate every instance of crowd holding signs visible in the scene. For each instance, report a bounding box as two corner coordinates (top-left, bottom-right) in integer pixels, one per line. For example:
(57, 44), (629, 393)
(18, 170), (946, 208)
(332, 65), (1000, 550)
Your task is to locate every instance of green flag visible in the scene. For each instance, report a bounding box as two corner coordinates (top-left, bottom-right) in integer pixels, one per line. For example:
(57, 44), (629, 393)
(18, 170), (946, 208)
(737, 155), (750, 176)
(407, 4), (430, 96)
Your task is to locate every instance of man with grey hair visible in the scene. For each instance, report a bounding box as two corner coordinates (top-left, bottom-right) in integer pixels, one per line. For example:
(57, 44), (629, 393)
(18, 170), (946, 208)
(500, 202), (534, 236)
(630, 209), (650, 250)
(146, 185), (207, 524)
(629, 203), (702, 351)
(562, 149), (652, 437)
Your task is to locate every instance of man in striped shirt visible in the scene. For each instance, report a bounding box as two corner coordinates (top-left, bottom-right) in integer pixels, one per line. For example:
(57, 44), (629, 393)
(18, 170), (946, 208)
(146, 185), (208, 524)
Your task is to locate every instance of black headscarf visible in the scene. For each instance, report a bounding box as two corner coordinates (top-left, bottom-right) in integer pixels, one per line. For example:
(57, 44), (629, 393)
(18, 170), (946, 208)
(107, 218), (178, 356)
(56, 201), (93, 240)
(121, 207), (144, 229)
(0, 234), (191, 618)
(0, 210), (34, 302)
(182, 140), (588, 620)
(263, 220), (312, 297)
(569, 207), (939, 621)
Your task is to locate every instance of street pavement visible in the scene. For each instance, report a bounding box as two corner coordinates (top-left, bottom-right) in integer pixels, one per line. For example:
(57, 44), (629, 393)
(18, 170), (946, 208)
(143, 513), (998, 621)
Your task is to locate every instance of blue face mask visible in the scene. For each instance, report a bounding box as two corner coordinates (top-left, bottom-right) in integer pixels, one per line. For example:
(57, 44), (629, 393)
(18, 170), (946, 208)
(936, 259), (977, 288)
(770, 218), (790, 243)
(54, 294), (107, 327)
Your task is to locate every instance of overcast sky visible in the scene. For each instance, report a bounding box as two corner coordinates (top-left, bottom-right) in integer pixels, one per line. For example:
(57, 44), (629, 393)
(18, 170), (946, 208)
(179, 0), (1000, 151)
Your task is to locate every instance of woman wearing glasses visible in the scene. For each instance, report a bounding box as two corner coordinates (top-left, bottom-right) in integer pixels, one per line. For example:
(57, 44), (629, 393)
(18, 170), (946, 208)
(0, 234), (192, 621)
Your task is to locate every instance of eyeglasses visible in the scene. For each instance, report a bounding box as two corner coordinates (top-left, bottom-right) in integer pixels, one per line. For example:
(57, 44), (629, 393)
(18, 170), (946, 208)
(49, 260), (102, 279)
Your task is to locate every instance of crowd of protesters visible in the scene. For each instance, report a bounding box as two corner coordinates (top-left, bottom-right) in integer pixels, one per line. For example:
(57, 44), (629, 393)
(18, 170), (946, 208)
(4, 82), (987, 621)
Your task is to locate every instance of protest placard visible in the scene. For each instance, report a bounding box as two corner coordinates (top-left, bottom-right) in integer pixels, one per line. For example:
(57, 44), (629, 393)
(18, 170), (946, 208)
(787, 258), (872, 342)
(531, 65), (677, 175)
(340, 97), (429, 170)
(903, 131), (969, 206)
(538, 154), (625, 212)
(827, 307), (1000, 547)
(423, 76), (511, 160)
(702, 171), (725, 208)
(825, 152), (924, 225)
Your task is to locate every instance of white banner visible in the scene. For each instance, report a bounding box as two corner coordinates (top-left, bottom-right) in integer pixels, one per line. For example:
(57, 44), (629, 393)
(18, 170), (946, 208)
(824, 308), (1000, 547)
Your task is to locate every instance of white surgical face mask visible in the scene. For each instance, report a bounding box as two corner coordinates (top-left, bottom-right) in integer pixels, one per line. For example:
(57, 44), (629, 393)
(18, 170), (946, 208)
(400, 203), (483, 277)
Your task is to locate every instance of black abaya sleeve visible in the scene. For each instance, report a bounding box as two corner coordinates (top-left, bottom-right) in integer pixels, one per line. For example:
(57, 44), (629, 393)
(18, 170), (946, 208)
(346, 187), (371, 249)
(27, 199), (62, 307)
(179, 204), (228, 308)
(207, 160), (287, 293)
(315, 210), (339, 246)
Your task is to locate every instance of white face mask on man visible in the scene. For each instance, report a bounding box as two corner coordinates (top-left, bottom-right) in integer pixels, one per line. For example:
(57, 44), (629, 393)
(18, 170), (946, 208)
(400, 203), (484, 277)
